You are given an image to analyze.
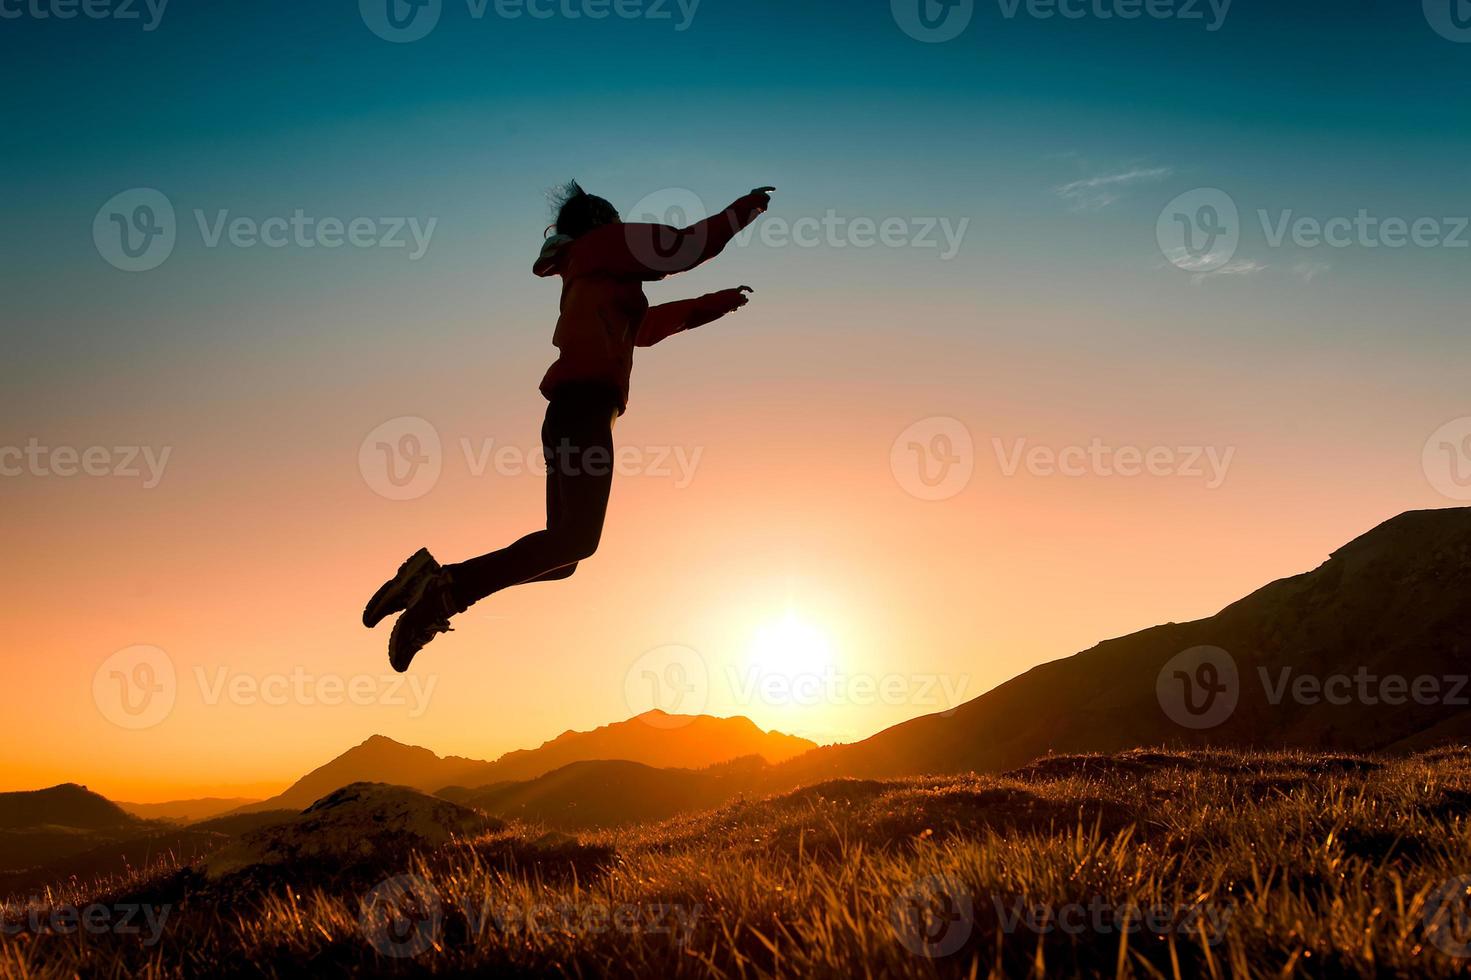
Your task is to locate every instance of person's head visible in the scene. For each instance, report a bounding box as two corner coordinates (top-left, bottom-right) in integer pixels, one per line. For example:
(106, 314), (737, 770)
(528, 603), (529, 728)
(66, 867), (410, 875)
(548, 180), (619, 239)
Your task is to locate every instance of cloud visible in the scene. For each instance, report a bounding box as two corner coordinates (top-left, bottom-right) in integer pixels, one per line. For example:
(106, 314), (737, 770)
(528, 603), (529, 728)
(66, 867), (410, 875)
(1291, 261), (1332, 283)
(1190, 259), (1268, 284)
(1055, 166), (1174, 210)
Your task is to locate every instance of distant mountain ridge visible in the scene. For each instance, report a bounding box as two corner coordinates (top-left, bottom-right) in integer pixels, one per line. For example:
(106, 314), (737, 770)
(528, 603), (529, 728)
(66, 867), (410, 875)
(0, 784), (138, 832)
(232, 711), (814, 814)
(775, 507), (1471, 781)
(117, 798), (259, 823)
(439, 756), (771, 830)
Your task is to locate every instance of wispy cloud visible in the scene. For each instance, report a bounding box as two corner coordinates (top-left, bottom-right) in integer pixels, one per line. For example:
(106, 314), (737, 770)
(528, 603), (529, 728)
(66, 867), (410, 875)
(1158, 251), (1268, 283)
(1055, 166), (1174, 210)
(1291, 261), (1331, 283)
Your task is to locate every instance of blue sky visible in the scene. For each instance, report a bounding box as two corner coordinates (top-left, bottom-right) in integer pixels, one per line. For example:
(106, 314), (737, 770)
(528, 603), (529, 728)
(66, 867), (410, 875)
(4, 0), (1471, 792)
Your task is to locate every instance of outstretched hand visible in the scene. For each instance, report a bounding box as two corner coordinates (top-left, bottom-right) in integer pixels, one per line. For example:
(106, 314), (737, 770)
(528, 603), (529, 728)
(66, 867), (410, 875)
(713, 285), (755, 313)
(747, 187), (776, 211)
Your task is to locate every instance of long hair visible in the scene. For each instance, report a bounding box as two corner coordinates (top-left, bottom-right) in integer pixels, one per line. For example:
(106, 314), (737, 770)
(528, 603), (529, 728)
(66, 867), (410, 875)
(547, 180), (619, 239)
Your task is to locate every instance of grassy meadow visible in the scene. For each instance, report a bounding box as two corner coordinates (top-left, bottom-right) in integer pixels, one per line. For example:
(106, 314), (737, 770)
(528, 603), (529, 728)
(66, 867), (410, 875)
(5, 747), (1471, 978)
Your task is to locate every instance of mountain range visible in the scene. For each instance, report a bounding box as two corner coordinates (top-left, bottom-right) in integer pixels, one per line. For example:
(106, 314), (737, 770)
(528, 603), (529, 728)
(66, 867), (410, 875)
(6, 507), (1469, 891)
(231, 709), (814, 814)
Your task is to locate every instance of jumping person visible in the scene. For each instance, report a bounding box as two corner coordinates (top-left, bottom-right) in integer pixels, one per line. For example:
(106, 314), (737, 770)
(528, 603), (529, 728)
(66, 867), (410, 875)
(363, 181), (775, 671)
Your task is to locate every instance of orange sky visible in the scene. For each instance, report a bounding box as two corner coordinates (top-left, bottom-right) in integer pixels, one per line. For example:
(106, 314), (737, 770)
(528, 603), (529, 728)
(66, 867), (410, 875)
(6, 286), (1465, 803)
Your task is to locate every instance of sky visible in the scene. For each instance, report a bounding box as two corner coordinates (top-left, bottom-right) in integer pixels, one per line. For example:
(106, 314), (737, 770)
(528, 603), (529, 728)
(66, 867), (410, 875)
(2, 0), (1469, 801)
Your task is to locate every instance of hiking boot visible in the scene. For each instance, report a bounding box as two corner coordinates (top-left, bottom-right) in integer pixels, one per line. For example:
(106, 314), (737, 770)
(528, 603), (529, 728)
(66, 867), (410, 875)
(363, 548), (443, 629)
(388, 574), (457, 673)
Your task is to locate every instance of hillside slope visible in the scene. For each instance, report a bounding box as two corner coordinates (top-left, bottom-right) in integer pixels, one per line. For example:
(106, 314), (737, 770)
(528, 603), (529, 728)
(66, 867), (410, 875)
(779, 508), (1471, 780)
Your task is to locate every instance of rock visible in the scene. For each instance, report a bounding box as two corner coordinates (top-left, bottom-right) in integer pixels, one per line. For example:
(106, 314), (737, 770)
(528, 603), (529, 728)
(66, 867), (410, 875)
(202, 782), (502, 884)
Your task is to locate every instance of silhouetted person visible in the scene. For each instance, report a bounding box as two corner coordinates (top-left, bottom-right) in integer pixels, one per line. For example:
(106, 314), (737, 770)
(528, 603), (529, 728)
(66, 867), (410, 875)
(363, 181), (775, 671)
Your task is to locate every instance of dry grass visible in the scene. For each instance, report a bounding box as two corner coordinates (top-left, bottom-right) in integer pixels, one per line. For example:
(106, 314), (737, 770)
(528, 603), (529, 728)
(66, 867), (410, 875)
(5, 747), (1471, 978)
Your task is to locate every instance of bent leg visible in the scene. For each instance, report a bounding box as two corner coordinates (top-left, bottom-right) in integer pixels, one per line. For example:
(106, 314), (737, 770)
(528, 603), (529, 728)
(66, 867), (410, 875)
(444, 394), (614, 610)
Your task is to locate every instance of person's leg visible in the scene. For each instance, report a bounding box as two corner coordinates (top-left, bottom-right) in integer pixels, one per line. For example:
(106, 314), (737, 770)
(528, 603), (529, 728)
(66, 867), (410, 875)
(442, 395), (614, 611)
(521, 438), (578, 583)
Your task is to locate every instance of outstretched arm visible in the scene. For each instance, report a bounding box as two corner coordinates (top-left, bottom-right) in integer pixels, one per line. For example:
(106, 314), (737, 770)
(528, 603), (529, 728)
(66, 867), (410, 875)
(636, 287), (754, 347)
(575, 188), (775, 281)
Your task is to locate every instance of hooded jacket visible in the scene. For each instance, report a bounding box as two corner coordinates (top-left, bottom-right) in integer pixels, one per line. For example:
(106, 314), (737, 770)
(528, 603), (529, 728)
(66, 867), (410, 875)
(534, 192), (768, 412)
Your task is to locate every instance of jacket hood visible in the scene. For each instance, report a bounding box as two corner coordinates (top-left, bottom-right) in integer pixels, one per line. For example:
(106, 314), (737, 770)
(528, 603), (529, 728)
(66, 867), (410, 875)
(533, 234), (575, 277)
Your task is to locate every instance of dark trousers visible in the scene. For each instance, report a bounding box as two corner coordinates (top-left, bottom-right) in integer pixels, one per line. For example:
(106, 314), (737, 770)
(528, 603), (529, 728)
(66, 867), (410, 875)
(446, 384), (620, 611)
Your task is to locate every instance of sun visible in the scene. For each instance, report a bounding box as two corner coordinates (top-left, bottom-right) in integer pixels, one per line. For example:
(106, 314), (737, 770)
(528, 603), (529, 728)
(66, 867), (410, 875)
(747, 612), (835, 680)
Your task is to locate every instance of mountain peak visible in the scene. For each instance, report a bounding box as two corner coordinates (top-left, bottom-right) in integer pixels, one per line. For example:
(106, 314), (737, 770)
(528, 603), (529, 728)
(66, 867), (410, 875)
(0, 783), (137, 831)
